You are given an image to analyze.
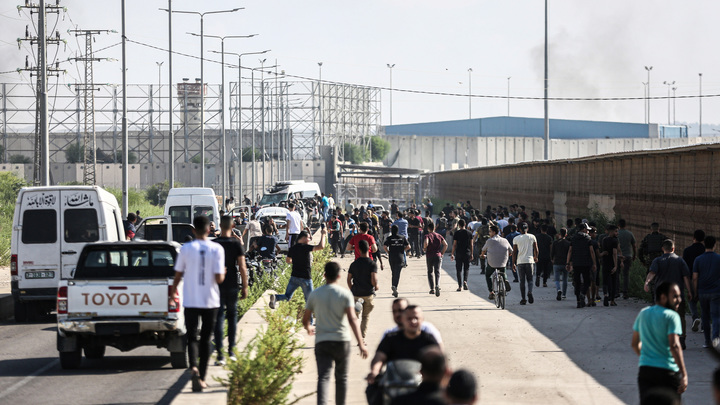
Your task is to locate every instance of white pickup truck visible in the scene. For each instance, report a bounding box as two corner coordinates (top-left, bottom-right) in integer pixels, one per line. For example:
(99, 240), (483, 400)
(56, 241), (187, 370)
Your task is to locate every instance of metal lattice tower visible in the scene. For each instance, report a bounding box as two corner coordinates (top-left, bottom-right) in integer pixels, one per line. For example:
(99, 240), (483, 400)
(16, 1), (66, 185)
(69, 29), (112, 185)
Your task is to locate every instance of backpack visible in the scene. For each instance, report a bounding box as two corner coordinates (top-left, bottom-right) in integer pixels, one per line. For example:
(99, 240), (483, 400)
(437, 217), (448, 230)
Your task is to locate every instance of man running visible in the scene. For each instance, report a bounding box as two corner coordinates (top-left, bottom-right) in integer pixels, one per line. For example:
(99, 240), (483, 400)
(285, 202), (306, 247)
(347, 222), (378, 260)
(632, 281), (687, 403)
(384, 225), (410, 297)
(424, 222), (448, 297)
(347, 240), (379, 340)
(513, 222), (538, 305)
(481, 225), (513, 301)
(270, 229), (326, 309)
(450, 219), (473, 292)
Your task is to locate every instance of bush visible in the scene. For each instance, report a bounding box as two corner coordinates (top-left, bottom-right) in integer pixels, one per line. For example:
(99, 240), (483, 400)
(242, 147), (260, 162)
(105, 187), (164, 218)
(343, 143), (369, 164)
(145, 180), (182, 206)
(8, 154), (32, 164)
(370, 136), (391, 162)
(65, 142), (84, 163)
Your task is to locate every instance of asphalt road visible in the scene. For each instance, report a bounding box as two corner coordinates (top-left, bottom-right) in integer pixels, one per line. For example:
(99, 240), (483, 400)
(0, 314), (188, 405)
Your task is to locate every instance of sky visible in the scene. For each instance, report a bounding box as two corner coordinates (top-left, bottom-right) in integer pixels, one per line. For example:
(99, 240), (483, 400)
(1, 0), (719, 134)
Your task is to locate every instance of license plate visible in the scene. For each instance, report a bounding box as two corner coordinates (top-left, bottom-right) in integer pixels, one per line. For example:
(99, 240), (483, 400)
(25, 271), (55, 279)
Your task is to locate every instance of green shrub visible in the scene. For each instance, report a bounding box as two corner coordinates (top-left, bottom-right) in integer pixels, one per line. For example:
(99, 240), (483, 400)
(104, 187), (164, 217)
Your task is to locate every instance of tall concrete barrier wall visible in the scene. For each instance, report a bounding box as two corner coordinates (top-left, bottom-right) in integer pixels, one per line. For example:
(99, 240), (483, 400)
(422, 142), (720, 249)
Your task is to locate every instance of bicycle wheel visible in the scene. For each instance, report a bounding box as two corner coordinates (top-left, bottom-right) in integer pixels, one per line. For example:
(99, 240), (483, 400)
(499, 288), (505, 309)
(493, 274), (501, 308)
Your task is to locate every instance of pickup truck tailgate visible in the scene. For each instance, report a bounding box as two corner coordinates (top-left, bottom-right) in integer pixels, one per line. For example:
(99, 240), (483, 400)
(67, 279), (170, 317)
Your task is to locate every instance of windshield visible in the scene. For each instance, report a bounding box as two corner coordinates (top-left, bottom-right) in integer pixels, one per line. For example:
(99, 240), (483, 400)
(76, 247), (176, 279)
(260, 193), (288, 206)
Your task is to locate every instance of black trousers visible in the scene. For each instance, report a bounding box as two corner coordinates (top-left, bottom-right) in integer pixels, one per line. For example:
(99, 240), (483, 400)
(638, 366), (681, 403)
(330, 232), (341, 254)
(536, 259), (552, 283)
(602, 265), (619, 300)
(185, 307), (218, 380)
(214, 288), (239, 359)
(389, 260), (403, 289)
(426, 255), (441, 289)
(455, 256), (470, 286)
(572, 265), (591, 300)
(409, 233), (421, 257)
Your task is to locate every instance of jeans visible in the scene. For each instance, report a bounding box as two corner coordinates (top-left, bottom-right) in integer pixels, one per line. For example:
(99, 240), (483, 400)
(185, 307), (218, 380)
(214, 288), (239, 359)
(409, 233), (421, 257)
(316, 341), (351, 405)
(699, 293), (720, 345)
(426, 255), (442, 289)
(389, 260), (403, 289)
(687, 293), (700, 320)
(536, 259), (552, 284)
(455, 256), (470, 286)
(637, 366), (681, 404)
(322, 206), (329, 222)
(554, 264), (568, 296)
(620, 257), (633, 295)
(508, 258), (518, 281)
(275, 276), (314, 303)
(572, 265), (591, 300)
(517, 263), (534, 300)
(485, 265), (506, 292)
(353, 295), (374, 338)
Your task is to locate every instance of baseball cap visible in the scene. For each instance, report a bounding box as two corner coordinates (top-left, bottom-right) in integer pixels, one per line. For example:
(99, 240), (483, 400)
(446, 369), (477, 401)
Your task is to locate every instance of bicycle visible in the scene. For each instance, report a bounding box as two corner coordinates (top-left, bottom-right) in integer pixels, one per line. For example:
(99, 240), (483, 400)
(491, 269), (507, 309)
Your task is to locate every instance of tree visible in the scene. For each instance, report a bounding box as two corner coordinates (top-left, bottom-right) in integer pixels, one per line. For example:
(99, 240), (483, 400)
(370, 136), (391, 162)
(343, 143), (369, 164)
(241, 147), (260, 162)
(190, 154), (209, 164)
(65, 142), (84, 163)
(8, 154), (32, 164)
(114, 150), (138, 164)
(146, 179), (183, 206)
(0, 145), (5, 163)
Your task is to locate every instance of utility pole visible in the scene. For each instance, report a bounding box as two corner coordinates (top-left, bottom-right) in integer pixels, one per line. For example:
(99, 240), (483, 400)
(387, 63), (395, 125)
(17, 0), (65, 186)
(69, 29), (113, 185)
(699, 73), (703, 137)
(156, 61), (163, 132)
(121, 0), (128, 216)
(645, 66), (653, 124)
(543, 0), (550, 160)
(467, 68), (472, 119)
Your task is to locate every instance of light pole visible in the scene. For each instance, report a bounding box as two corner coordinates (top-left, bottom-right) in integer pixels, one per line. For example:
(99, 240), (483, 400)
(387, 63), (395, 125)
(197, 34), (256, 204)
(642, 82), (648, 124)
(158, 2), (175, 189)
(543, 0), (549, 160)
(663, 80), (675, 125)
(318, 62), (323, 147)
(699, 73), (703, 137)
(121, 0), (128, 214)
(467, 68), (472, 119)
(169, 7), (242, 188)
(672, 86), (677, 125)
(645, 66), (653, 123)
(507, 77), (511, 116)
(215, 49), (270, 201)
(155, 61), (163, 132)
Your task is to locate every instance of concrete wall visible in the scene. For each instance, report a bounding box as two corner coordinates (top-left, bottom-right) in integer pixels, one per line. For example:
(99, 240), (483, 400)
(422, 143), (720, 250)
(387, 135), (720, 172)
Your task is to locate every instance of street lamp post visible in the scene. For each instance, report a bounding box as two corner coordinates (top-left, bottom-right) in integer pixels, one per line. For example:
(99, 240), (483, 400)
(642, 82), (648, 124)
(645, 66), (653, 123)
(318, 62), (323, 147)
(218, 49), (270, 201)
(198, 34), (256, 205)
(663, 80), (675, 125)
(169, 7), (242, 188)
(672, 86), (677, 125)
(543, 0), (550, 160)
(507, 77), (511, 116)
(467, 68), (472, 119)
(387, 63), (395, 125)
(699, 73), (703, 137)
(158, 3), (175, 189)
(155, 61), (163, 133)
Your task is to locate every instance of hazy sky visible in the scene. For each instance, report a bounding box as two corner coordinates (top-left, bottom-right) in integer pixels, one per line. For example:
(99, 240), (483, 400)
(1, 1), (718, 133)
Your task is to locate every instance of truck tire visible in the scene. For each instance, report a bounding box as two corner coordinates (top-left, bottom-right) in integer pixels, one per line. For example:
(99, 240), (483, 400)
(84, 345), (106, 360)
(59, 349), (82, 369)
(13, 299), (27, 323)
(170, 350), (188, 369)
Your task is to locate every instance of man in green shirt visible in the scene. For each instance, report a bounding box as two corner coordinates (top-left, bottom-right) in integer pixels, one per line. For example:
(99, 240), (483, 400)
(631, 281), (688, 403)
(303, 261), (368, 405)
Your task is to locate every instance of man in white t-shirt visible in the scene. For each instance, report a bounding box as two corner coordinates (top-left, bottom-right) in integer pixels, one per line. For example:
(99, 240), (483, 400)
(285, 202), (305, 247)
(381, 298), (443, 350)
(512, 222), (538, 305)
(171, 215), (226, 392)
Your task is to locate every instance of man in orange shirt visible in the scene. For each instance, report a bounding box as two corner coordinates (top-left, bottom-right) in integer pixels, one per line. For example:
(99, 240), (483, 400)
(347, 222), (378, 260)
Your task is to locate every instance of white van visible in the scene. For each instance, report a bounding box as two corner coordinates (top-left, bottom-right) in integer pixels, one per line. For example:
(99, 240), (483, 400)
(10, 186), (125, 322)
(164, 187), (219, 226)
(260, 181), (322, 206)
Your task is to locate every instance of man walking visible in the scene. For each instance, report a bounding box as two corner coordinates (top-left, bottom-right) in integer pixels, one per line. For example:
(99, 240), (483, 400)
(212, 216), (248, 366)
(384, 225), (410, 297)
(285, 202), (306, 247)
(481, 225), (513, 301)
(683, 229), (706, 332)
(644, 239), (692, 349)
(536, 224), (553, 287)
(424, 222), (448, 297)
(513, 222), (538, 305)
(451, 219), (473, 291)
(601, 225), (620, 307)
(551, 228), (571, 300)
(567, 223), (597, 309)
(303, 261), (368, 405)
(640, 223), (668, 279)
(632, 281), (688, 403)
(693, 235), (720, 348)
(618, 219), (637, 299)
(408, 211), (422, 258)
(270, 229), (326, 309)
(171, 215), (226, 392)
(348, 240), (379, 340)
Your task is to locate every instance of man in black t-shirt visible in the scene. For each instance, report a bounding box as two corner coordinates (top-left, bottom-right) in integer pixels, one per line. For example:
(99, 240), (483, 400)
(348, 240), (379, 339)
(567, 223), (597, 308)
(451, 219), (473, 291)
(384, 225), (410, 297)
(367, 305), (440, 384)
(251, 225), (280, 259)
(212, 216), (248, 365)
(536, 224), (554, 287)
(270, 229), (326, 309)
(408, 212), (422, 258)
(601, 225), (620, 307)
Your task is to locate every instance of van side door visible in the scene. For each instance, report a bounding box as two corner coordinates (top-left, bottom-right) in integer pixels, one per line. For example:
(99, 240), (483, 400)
(60, 190), (101, 279)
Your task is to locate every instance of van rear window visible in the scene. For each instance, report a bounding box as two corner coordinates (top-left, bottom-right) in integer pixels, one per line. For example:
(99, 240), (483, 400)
(169, 206), (191, 224)
(76, 247), (176, 279)
(22, 210), (57, 244)
(64, 209), (99, 243)
(193, 206), (214, 222)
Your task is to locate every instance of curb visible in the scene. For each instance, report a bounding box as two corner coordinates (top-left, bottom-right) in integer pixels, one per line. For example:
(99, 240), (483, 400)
(170, 290), (276, 405)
